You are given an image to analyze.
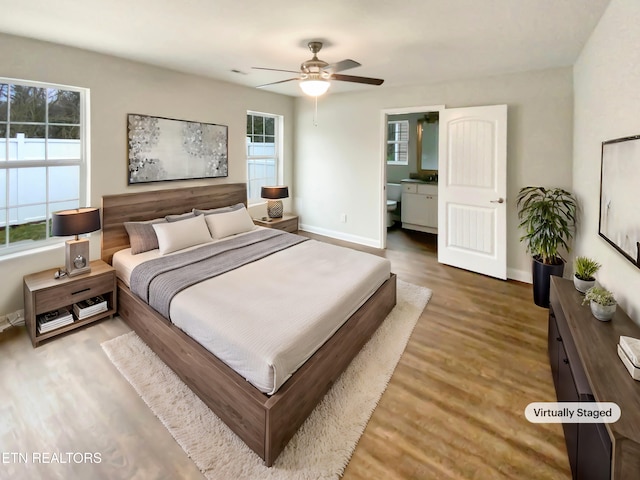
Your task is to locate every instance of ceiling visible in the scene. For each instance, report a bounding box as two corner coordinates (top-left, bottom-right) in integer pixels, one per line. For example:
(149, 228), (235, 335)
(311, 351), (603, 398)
(0, 0), (611, 97)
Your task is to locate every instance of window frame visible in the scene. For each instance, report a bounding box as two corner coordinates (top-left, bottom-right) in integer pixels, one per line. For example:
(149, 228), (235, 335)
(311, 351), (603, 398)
(246, 111), (283, 205)
(386, 119), (410, 166)
(0, 77), (90, 257)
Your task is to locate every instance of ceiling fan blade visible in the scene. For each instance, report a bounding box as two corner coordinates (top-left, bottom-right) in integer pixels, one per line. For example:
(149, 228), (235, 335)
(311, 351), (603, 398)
(331, 73), (384, 86)
(252, 67), (300, 74)
(323, 59), (361, 73)
(256, 77), (300, 88)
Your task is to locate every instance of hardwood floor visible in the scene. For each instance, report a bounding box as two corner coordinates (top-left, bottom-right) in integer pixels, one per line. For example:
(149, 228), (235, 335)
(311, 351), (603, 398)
(0, 227), (570, 480)
(340, 228), (570, 479)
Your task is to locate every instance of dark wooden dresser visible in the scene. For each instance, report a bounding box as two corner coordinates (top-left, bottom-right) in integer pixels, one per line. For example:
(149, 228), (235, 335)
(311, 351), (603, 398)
(549, 277), (640, 480)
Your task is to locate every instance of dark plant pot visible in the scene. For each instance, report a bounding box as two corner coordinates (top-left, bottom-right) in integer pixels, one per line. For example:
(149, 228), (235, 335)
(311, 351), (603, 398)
(532, 256), (565, 308)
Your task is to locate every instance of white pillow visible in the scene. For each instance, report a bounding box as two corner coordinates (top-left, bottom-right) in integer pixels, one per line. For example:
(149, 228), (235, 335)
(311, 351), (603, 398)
(152, 214), (212, 255)
(204, 206), (256, 239)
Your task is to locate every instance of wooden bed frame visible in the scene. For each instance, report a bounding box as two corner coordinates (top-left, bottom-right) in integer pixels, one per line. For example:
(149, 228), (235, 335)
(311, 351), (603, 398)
(101, 183), (397, 466)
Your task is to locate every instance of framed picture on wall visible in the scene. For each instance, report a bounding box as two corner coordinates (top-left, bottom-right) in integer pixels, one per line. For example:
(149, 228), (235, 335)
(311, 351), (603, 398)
(599, 135), (640, 268)
(127, 114), (228, 184)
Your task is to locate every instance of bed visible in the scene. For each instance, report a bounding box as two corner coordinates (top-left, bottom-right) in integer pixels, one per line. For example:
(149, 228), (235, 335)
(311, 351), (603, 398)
(101, 183), (397, 466)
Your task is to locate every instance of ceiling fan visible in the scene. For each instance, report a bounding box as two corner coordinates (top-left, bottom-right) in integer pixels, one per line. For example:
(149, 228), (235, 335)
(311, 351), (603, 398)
(253, 41), (384, 96)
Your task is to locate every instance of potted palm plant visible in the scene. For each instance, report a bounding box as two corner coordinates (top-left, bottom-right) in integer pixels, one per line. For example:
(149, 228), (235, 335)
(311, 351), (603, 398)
(516, 186), (577, 307)
(573, 256), (601, 293)
(583, 286), (617, 321)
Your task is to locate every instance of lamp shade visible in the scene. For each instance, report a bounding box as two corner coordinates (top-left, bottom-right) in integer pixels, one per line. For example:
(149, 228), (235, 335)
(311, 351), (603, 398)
(261, 186), (289, 200)
(52, 207), (101, 237)
(299, 78), (330, 97)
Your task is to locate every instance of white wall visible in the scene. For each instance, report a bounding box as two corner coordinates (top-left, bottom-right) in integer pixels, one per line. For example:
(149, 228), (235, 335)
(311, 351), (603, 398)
(0, 33), (294, 316)
(294, 68), (574, 280)
(573, 0), (640, 324)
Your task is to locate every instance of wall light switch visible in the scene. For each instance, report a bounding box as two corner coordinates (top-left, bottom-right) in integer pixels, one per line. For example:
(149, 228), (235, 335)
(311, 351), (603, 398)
(340, 213), (347, 223)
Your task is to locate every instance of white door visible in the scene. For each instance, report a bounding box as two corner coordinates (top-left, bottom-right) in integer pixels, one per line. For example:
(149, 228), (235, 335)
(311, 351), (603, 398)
(437, 105), (507, 279)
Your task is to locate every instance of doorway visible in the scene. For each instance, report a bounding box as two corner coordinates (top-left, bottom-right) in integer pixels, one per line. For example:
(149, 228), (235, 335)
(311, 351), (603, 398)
(380, 104), (508, 280)
(381, 105), (444, 249)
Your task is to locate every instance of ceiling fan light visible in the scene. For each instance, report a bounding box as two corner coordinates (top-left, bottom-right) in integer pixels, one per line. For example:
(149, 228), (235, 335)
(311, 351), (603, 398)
(299, 79), (330, 97)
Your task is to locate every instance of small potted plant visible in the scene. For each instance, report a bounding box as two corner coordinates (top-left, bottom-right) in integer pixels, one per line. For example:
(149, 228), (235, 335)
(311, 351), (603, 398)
(583, 286), (617, 321)
(573, 256), (601, 293)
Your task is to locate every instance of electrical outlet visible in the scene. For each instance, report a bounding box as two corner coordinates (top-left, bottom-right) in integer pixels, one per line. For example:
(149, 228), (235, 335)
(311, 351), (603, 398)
(340, 213), (347, 223)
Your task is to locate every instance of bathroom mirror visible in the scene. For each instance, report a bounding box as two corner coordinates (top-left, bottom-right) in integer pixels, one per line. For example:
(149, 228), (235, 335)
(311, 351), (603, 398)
(417, 112), (439, 175)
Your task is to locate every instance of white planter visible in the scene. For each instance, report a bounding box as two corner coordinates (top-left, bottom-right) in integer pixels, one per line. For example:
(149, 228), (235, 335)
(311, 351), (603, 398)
(590, 301), (616, 322)
(574, 276), (595, 294)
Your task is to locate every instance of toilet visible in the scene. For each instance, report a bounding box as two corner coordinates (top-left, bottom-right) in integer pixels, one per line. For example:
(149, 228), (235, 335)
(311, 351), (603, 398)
(386, 183), (402, 227)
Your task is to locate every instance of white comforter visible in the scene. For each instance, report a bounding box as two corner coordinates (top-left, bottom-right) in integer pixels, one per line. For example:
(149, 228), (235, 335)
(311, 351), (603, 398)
(113, 233), (390, 394)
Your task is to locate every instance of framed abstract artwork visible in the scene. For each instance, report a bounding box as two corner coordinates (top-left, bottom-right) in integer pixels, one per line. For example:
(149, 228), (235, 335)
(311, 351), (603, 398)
(599, 134), (640, 268)
(127, 114), (228, 184)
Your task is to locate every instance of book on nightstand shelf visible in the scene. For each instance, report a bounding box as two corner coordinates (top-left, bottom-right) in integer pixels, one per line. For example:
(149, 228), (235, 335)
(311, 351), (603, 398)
(73, 295), (107, 320)
(37, 307), (74, 334)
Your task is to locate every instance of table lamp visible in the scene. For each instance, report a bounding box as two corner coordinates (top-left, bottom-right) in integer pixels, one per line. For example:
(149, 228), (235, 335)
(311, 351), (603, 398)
(261, 186), (289, 219)
(52, 207), (101, 277)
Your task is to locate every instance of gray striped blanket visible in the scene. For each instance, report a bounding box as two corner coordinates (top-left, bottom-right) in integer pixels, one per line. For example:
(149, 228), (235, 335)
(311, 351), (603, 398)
(130, 228), (308, 318)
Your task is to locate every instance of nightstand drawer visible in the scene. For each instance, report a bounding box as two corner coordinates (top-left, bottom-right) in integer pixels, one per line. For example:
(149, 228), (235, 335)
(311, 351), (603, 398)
(35, 273), (114, 315)
(253, 214), (298, 233)
(278, 218), (298, 233)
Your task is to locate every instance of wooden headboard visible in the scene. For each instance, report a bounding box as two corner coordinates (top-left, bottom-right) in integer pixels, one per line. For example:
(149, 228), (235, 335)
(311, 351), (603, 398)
(101, 183), (247, 264)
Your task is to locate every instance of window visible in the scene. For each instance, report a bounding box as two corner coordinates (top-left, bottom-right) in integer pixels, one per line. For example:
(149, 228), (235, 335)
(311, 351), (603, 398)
(246, 112), (282, 204)
(387, 120), (409, 165)
(0, 79), (88, 256)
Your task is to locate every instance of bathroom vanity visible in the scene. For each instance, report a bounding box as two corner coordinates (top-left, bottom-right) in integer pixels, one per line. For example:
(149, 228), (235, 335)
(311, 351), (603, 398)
(401, 179), (438, 233)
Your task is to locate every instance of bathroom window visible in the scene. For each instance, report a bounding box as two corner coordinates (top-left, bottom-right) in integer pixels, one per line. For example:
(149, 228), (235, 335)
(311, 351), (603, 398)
(246, 111), (283, 204)
(387, 120), (409, 165)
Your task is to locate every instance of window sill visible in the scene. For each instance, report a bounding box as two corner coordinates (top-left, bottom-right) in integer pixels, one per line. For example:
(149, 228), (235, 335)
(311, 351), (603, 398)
(0, 241), (64, 262)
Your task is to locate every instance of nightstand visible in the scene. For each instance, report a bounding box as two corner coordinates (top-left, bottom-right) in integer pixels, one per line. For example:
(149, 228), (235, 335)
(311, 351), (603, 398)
(23, 259), (117, 347)
(253, 214), (299, 233)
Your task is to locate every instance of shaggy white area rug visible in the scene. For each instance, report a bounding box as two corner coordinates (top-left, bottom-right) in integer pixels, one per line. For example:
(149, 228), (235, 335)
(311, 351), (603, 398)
(101, 280), (431, 480)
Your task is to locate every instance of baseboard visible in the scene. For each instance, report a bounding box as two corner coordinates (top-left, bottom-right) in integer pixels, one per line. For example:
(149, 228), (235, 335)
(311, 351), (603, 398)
(508, 268), (532, 284)
(298, 223), (382, 249)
